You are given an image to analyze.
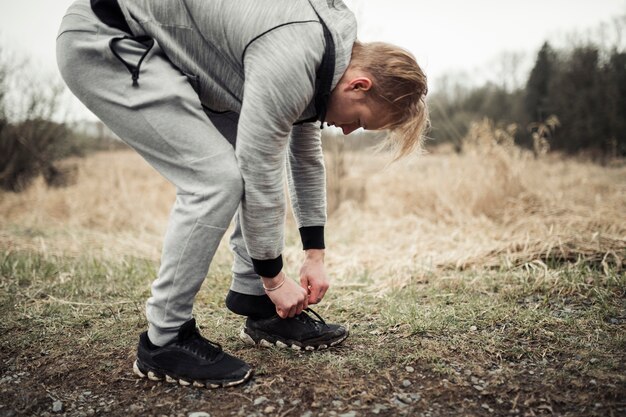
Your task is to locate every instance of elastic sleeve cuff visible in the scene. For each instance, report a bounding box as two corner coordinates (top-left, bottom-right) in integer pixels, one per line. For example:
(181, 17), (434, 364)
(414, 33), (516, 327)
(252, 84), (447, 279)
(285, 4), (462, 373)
(251, 255), (283, 278)
(299, 226), (325, 250)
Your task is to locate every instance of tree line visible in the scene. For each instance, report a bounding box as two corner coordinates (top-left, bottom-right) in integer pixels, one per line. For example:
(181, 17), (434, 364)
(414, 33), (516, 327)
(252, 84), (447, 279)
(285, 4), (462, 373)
(429, 39), (626, 158)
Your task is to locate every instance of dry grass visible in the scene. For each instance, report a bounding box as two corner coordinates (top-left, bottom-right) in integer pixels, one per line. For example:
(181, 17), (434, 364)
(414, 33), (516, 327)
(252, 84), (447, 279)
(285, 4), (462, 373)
(324, 121), (625, 289)
(0, 151), (172, 260)
(1, 120), (625, 287)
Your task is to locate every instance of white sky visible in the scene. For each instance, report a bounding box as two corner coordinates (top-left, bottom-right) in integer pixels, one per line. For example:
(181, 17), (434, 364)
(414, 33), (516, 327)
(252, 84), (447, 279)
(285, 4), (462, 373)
(1, 0), (625, 120)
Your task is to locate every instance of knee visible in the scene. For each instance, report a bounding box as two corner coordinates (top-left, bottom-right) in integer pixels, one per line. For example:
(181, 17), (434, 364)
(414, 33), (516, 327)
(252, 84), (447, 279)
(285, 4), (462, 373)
(217, 161), (244, 198)
(181, 156), (242, 225)
(191, 152), (243, 201)
(217, 152), (243, 196)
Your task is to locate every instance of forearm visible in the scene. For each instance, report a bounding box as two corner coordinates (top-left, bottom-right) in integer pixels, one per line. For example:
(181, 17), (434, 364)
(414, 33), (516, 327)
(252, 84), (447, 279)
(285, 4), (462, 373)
(287, 123), (327, 229)
(236, 115), (288, 277)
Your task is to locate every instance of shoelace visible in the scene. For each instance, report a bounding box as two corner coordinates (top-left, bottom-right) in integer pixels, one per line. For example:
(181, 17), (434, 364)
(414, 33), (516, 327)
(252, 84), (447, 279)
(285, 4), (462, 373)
(296, 308), (328, 328)
(179, 328), (223, 361)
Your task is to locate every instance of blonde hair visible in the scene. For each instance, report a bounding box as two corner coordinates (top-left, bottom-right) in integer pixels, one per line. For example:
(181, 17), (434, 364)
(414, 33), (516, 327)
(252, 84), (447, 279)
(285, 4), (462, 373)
(349, 41), (430, 159)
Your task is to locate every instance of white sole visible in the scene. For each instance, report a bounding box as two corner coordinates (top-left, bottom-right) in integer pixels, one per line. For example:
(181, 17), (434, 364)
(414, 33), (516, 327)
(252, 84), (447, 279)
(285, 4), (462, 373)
(239, 328), (348, 351)
(133, 360), (253, 388)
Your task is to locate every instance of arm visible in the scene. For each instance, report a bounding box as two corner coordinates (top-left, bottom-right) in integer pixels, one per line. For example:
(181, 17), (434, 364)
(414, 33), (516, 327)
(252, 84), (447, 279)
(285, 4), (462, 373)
(287, 123), (329, 304)
(287, 123), (327, 248)
(236, 23), (325, 315)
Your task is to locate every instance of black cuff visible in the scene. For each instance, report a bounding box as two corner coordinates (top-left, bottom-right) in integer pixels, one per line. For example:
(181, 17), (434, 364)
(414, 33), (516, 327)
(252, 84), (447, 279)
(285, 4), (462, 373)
(251, 254), (283, 278)
(299, 226), (325, 250)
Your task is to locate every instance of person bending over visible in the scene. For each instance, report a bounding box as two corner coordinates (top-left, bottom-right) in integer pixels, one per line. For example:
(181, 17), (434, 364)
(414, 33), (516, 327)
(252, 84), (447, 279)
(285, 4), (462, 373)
(56, 0), (428, 388)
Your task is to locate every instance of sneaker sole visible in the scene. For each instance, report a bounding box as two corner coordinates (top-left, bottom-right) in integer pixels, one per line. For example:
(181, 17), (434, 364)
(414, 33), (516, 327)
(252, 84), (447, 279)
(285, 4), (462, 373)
(239, 327), (348, 351)
(132, 360), (253, 388)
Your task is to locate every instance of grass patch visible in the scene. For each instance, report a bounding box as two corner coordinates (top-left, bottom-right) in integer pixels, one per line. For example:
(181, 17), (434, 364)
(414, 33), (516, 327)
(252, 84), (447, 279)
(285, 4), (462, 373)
(0, 250), (624, 416)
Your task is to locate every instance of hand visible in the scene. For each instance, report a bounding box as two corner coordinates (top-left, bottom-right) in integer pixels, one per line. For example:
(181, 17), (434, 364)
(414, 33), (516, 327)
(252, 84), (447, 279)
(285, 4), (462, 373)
(262, 271), (308, 318)
(299, 249), (330, 305)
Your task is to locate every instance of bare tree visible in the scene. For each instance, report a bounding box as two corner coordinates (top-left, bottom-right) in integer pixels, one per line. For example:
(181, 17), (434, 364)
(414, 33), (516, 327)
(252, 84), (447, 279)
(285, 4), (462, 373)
(490, 51), (528, 92)
(0, 46), (74, 191)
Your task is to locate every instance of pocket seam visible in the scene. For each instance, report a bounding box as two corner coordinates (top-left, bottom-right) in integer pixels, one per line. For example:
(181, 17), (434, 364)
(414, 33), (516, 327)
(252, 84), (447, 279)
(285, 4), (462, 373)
(182, 71), (200, 91)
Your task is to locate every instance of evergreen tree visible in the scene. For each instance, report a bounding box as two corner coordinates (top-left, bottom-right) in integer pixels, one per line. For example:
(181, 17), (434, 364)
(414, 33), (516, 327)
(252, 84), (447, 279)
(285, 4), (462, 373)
(550, 46), (601, 153)
(524, 42), (555, 123)
(605, 51), (626, 156)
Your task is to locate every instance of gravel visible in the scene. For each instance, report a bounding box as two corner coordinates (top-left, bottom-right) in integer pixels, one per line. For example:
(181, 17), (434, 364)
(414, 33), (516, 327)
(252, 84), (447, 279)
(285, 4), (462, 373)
(52, 401), (63, 413)
(253, 397), (268, 406)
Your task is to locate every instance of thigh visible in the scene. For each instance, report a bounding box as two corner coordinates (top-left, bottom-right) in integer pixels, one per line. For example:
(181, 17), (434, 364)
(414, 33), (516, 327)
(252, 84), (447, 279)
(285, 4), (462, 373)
(57, 4), (237, 193)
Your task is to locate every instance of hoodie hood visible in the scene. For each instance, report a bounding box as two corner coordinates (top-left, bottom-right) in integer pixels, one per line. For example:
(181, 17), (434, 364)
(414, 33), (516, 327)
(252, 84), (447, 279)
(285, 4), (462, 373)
(307, 0), (357, 91)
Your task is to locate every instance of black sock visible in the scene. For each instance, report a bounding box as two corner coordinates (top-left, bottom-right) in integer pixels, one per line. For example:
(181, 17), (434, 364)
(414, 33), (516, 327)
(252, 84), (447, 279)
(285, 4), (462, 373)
(146, 336), (161, 350)
(225, 290), (276, 319)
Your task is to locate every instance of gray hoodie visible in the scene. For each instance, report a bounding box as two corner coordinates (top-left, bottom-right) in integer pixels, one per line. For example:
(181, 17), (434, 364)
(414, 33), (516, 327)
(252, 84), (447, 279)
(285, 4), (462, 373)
(115, 0), (357, 275)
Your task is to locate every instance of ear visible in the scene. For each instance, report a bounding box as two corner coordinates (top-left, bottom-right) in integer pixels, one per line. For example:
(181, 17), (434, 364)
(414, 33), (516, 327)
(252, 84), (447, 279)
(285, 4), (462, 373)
(346, 76), (373, 92)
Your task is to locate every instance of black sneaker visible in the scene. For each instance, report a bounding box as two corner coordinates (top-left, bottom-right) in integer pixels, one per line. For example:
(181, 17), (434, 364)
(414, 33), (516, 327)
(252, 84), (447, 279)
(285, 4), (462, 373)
(239, 308), (348, 351)
(133, 318), (253, 388)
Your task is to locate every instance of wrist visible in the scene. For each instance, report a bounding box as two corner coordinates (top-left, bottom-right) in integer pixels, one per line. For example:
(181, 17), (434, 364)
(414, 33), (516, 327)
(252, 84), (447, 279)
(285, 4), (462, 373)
(261, 271), (285, 290)
(304, 248), (325, 262)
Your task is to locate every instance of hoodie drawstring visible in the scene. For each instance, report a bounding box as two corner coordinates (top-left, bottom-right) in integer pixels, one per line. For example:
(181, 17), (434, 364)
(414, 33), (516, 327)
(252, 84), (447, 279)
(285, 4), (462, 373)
(109, 35), (155, 87)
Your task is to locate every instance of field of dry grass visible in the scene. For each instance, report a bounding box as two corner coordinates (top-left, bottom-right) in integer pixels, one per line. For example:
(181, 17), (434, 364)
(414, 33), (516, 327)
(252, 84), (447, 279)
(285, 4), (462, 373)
(1, 123), (625, 416)
(2, 121), (624, 281)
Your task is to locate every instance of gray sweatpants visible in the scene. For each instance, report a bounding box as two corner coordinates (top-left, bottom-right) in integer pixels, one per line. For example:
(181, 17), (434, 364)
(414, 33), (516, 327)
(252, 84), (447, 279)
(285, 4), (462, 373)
(57, 0), (265, 345)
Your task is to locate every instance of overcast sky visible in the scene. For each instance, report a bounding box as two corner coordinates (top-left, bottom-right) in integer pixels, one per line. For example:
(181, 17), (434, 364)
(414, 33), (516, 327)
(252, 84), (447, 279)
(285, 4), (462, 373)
(1, 0), (625, 120)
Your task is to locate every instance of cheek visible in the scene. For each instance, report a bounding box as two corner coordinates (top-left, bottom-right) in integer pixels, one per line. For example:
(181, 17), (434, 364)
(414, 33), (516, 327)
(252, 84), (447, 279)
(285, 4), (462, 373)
(325, 98), (340, 121)
(326, 90), (346, 117)
(335, 102), (357, 123)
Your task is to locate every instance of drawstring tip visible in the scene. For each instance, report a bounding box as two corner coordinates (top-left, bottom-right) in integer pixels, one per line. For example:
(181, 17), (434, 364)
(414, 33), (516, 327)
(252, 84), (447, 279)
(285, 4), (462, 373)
(110, 35), (154, 89)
